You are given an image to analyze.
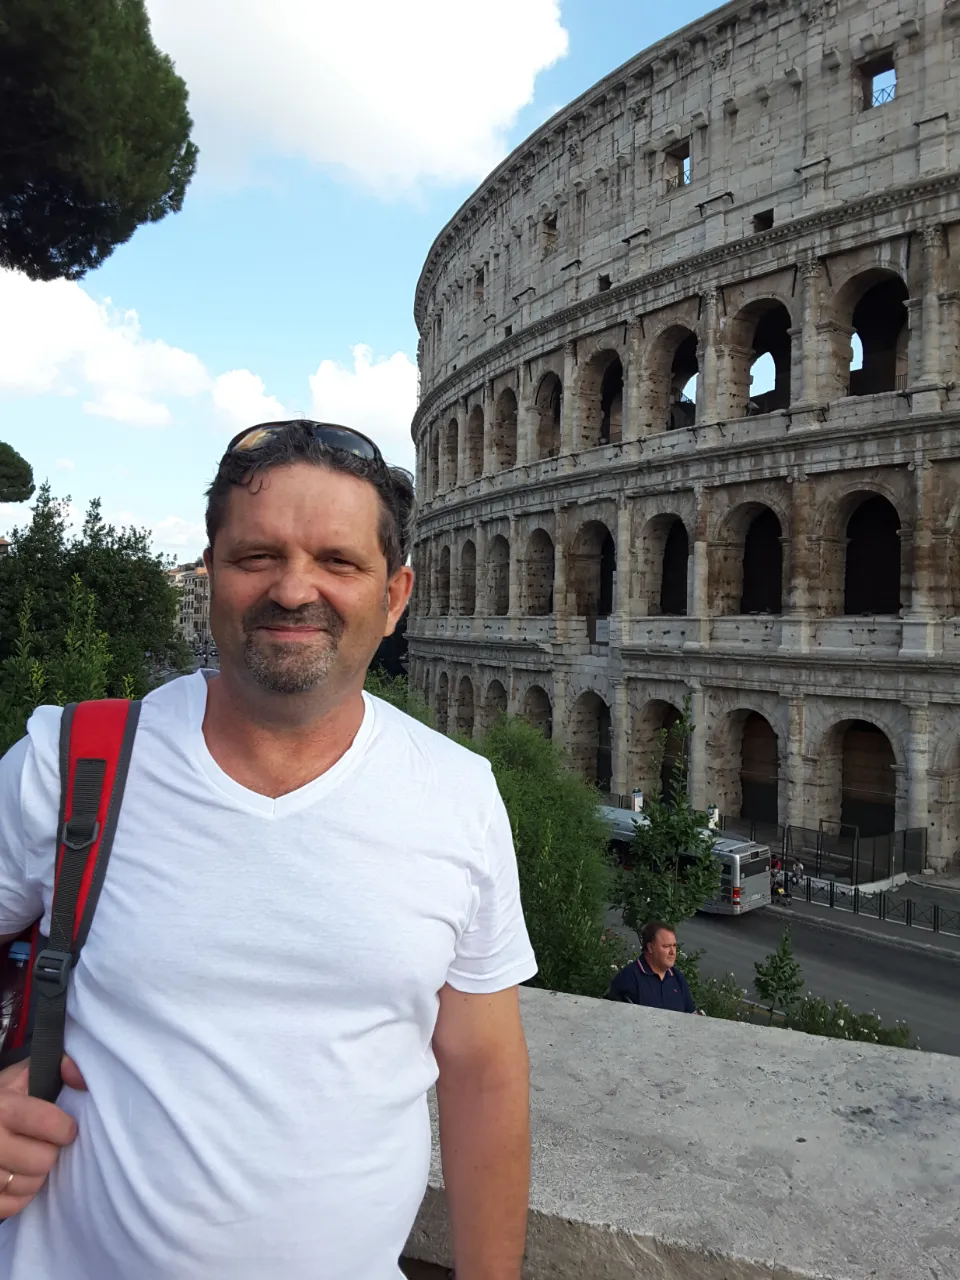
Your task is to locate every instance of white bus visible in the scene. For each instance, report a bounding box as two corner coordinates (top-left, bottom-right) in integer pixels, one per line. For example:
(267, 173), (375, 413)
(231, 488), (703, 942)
(598, 807), (771, 917)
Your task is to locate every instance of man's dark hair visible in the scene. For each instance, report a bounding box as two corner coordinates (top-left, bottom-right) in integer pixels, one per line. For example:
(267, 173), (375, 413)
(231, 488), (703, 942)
(640, 921), (675, 954)
(205, 426), (416, 576)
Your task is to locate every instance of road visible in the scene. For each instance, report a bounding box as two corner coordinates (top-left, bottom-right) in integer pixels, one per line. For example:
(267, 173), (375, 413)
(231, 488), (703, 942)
(612, 908), (960, 1057)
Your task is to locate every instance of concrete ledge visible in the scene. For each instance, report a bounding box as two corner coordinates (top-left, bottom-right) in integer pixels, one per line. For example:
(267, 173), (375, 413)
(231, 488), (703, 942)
(406, 988), (960, 1279)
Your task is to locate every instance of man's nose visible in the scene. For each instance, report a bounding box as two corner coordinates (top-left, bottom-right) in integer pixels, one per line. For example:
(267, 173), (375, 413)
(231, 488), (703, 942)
(269, 562), (322, 611)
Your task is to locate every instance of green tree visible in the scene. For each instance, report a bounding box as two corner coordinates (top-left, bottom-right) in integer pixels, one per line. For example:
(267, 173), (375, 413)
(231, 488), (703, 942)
(363, 669), (431, 726)
(471, 716), (627, 997)
(0, 0), (198, 281)
(0, 443), (35, 503)
(0, 486), (189, 697)
(613, 703), (721, 940)
(753, 929), (804, 1023)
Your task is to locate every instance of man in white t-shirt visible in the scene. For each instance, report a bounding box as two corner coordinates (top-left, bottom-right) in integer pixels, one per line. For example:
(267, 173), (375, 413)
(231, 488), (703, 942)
(0, 421), (537, 1279)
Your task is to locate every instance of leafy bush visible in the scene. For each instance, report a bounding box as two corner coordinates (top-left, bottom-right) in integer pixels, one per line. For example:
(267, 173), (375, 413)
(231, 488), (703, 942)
(787, 996), (912, 1047)
(678, 948), (749, 1022)
(753, 929), (804, 1023)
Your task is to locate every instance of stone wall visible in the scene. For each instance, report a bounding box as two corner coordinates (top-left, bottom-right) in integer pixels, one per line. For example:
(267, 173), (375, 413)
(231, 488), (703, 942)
(408, 0), (960, 872)
(404, 987), (960, 1280)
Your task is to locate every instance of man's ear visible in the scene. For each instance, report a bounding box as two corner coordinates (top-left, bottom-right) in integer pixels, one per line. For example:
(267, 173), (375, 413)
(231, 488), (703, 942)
(383, 565), (414, 636)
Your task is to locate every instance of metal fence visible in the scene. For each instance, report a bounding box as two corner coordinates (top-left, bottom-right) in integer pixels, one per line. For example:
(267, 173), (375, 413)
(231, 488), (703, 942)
(785, 823), (926, 885)
(799, 878), (960, 939)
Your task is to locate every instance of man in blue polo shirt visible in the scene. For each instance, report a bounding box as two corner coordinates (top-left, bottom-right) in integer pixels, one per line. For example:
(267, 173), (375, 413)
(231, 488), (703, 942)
(608, 921), (697, 1012)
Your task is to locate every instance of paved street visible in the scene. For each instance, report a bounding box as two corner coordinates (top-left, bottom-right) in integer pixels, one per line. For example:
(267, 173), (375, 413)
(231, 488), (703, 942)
(611, 908), (960, 1057)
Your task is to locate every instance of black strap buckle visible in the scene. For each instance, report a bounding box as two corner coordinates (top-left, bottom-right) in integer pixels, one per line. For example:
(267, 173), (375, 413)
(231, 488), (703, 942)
(60, 816), (100, 851)
(33, 949), (74, 1000)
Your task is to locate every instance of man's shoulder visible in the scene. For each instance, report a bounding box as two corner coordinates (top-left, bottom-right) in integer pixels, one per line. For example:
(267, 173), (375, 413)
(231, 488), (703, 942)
(367, 694), (494, 783)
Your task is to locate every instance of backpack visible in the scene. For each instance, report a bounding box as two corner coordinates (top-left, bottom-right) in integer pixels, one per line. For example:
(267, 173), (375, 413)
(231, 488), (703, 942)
(0, 699), (141, 1101)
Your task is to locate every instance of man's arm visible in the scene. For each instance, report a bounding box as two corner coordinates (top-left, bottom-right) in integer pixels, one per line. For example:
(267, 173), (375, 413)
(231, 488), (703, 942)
(433, 983), (530, 1280)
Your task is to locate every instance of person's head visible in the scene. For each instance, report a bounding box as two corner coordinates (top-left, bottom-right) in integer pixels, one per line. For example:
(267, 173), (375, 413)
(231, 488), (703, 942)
(203, 421), (415, 701)
(641, 922), (677, 971)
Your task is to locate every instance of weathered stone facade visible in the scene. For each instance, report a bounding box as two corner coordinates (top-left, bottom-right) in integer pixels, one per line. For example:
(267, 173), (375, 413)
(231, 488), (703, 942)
(407, 0), (960, 872)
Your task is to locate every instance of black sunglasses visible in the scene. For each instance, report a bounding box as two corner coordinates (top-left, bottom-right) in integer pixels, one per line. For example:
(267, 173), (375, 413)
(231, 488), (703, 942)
(225, 420), (384, 464)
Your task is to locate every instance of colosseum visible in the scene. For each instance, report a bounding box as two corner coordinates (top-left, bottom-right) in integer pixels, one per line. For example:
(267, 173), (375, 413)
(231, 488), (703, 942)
(406, 0), (960, 875)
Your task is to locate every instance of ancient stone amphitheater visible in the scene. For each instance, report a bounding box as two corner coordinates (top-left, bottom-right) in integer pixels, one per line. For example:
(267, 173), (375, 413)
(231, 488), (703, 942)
(407, 0), (960, 873)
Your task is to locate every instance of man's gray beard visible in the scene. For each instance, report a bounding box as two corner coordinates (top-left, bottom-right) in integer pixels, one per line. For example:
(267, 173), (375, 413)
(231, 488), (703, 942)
(242, 630), (338, 694)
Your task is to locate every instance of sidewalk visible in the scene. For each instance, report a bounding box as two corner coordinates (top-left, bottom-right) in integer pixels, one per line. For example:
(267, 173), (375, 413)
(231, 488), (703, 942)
(768, 894), (960, 961)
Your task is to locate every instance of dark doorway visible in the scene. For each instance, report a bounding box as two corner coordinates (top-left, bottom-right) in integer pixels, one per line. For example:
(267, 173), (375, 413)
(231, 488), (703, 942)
(599, 358), (624, 445)
(849, 278), (908, 396)
(740, 509), (783, 613)
(841, 722), (895, 836)
(844, 497), (901, 614)
(599, 531), (616, 617)
(660, 521), (689, 615)
(740, 713), (779, 825)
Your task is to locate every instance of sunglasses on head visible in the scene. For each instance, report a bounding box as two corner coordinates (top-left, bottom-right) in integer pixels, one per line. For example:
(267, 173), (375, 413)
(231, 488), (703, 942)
(225, 420), (383, 464)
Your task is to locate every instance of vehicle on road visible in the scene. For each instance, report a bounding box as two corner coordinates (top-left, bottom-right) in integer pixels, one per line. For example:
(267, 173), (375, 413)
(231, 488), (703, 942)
(598, 806), (771, 917)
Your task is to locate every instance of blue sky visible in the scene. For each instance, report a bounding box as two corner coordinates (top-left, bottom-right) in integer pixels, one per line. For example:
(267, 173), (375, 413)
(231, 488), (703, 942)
(0, 0), (715, 560)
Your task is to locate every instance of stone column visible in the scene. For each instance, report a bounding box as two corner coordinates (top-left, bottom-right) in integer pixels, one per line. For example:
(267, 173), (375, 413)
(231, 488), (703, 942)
(785, 696), (806, 830)
(684, 488), (711, 651)
(552, 669), (568, 754)
(687, 683), (708, 811)
(699, 288), (721, 425)
(622, 319), (644, 443)
(474, 524), (488, 619)
(615, 497), (632, 646)
(561, 341), (580, 454)
(900, 459), (942, 657)
(455, 405), (467, 488)
(611, 679), (631, 801)
(515, 367), (533, 468)
(553, 506), (569, 643)
(482, 380), (495, 477)
(794, 256), (823, 410)
(905, 701), (931, 835)
(508, 516), (522, 621)
(779, 477), (815, 654)
(912, 225), (946, 413)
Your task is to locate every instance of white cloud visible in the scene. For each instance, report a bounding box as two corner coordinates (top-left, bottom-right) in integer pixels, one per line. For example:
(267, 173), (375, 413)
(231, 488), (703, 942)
(146, 0), (568, 193)
(54, 458), (75, 471)
(309, 344), (417, 471)
(83, 389), (172, 427)
(211, 370), (288, 434)
(150, 515), (209, 558)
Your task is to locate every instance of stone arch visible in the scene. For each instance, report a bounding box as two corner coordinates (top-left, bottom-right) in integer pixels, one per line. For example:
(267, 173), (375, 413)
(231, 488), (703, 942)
(571, 520), (616, 618)
(455, 675), (476, 737)
(579, 349), (623, 448)
(725, 299), (793, 417)
(534, 372), (562, 459)
(428, 428), (441, 498)
(480, 678), (508, 733)
(710, 710), (781, 828)
(569, 691), (613, 792)
(833, 268), (909, 398)
(646, 325), (700, 433)
(441, 417), (458, 491)
(493, 388), (518, 472)
(524, 529), (555, 615)
(639, 515), (689, 616)
(522, 684), (553, 739)
(711, 503), (784, 616)
(458, 540), (477, 616)
(465, 405), (484, 481)
(816, 719), (898, 837)
(632, 699), (686, 803)
(436, 670), (449, 734)
(437, 545), (451, 616)
(843, 494), (902, 615)
(487, 534), (510, 617)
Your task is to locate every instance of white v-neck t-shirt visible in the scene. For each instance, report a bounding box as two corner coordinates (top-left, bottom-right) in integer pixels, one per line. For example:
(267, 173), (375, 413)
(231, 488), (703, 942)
(0, 672), (536, 1279)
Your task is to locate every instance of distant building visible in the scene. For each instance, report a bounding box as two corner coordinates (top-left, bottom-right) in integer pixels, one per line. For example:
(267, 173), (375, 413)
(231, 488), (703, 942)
(167, 563), (212, 648)
(0, 537), (9, 559)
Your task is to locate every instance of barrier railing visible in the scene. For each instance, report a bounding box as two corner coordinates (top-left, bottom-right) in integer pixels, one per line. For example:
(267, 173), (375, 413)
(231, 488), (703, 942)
(799, 877), (960, 939)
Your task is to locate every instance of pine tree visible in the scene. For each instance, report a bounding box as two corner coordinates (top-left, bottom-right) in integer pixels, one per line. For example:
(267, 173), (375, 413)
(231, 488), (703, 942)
(754, 929), (804, 1023)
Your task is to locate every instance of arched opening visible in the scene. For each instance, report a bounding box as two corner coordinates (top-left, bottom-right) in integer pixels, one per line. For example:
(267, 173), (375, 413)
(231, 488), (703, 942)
(667, 332), (699, 430)
(534, 372), (562, 459)
(455, 676), (475, 738)
(441, 418), (458, 491)
(571, 521), (616, 619)
(488, 534), (510, 617)
(522, 685), (553, 739)
(740, 508), (783, 614)
(524, 529), (555, 615)
(847, 276), (909, 396)
(438, 546), (451, 616)
(841, 721), (896, 836)
(727, 301), (793, 416)
(458, 541), (477, 616)
(481, 679), (508, 733)
(429, 430), (440, 497)
(580, 351), (623, 448)
(569, 692), (612, 792)
(436, 671), (449, 734)
(740, 713), (780, 826)
(660, 520), (689, 616)
(465, 406), (484, 481)
(844, 496), (901, 614)
(493, 388), (518, 472)
(631, 700), (686, 803)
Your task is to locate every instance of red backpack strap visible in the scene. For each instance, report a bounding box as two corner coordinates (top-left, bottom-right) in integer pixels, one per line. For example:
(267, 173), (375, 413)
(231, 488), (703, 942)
(29, 699), (141, 1102)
